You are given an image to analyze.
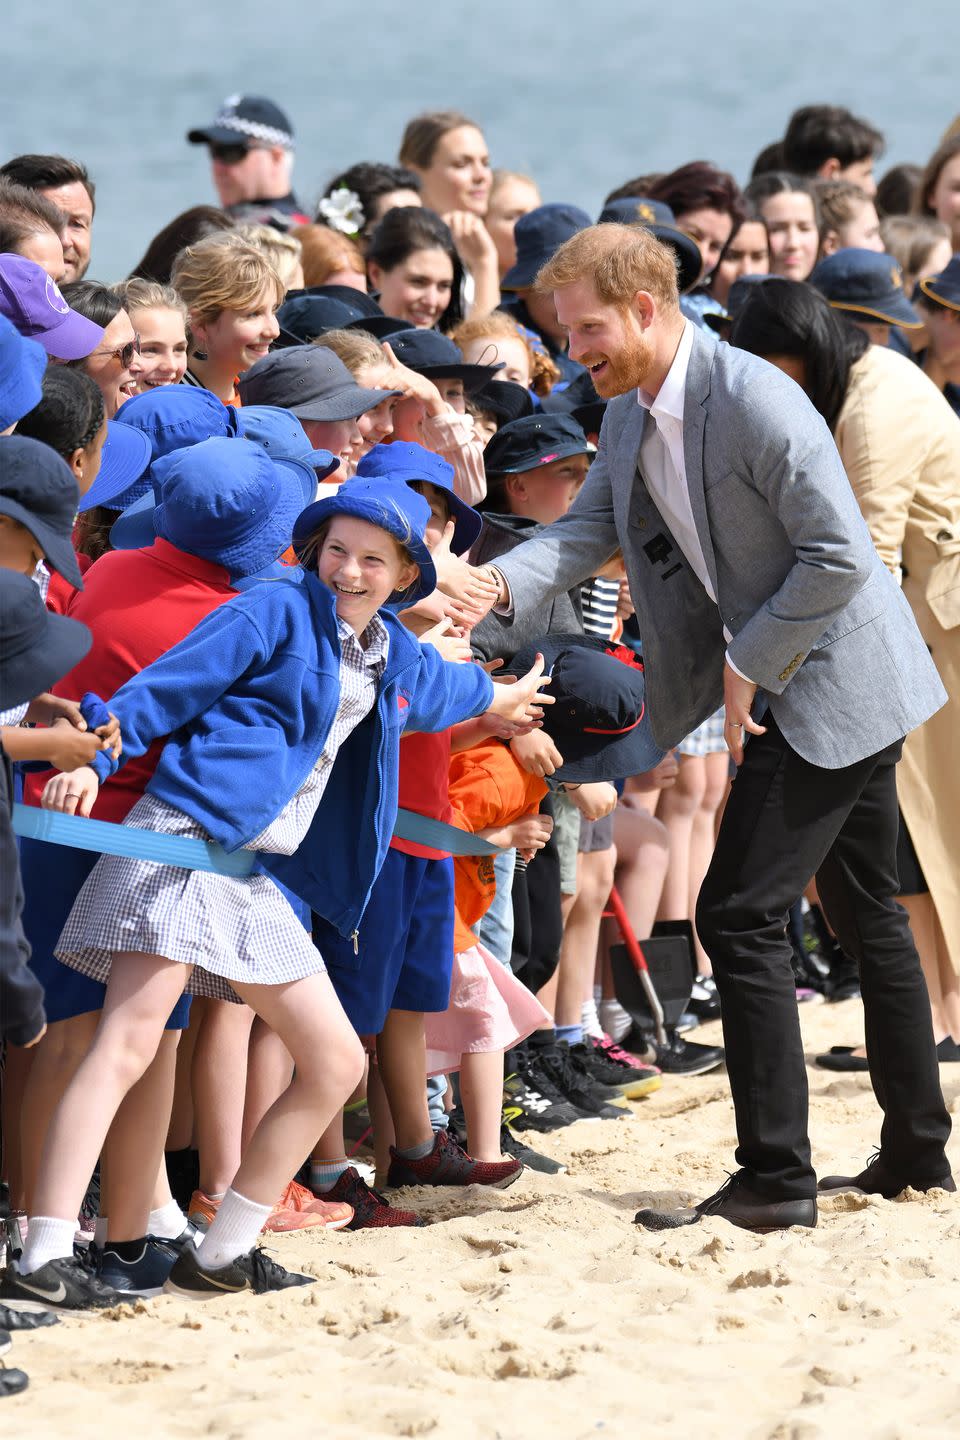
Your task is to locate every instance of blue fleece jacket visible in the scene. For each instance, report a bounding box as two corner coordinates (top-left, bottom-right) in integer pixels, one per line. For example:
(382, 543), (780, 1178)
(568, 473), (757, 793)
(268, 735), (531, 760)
(89, 570), (494, 936)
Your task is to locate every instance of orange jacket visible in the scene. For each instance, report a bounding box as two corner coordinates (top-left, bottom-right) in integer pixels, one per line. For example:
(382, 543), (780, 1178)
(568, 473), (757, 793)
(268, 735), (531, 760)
(448, 739), (547, 951)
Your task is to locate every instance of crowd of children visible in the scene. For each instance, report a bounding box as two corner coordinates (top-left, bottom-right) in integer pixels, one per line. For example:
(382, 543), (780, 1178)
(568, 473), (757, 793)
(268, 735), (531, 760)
(1, 97), (959, 1394)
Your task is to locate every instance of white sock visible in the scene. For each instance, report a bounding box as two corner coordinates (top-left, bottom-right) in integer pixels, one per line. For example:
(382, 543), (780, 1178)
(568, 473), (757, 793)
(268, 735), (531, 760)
(598, 997), (633, 1043)
(93, 1216), (109, 1248)
(148, 1199), (188, 1240)
(195, 1188), (272, 1271)
(19, 1216), (77, 1275)
(581, 996), (603, 1040)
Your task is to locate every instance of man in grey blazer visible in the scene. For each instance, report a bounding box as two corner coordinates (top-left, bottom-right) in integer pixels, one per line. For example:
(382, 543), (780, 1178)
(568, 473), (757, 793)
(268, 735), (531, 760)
(476, 223), (954, 1230)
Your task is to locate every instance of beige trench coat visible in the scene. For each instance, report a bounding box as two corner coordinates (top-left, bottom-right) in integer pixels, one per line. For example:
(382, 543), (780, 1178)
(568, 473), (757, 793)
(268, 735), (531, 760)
(835, 344), (960, 971)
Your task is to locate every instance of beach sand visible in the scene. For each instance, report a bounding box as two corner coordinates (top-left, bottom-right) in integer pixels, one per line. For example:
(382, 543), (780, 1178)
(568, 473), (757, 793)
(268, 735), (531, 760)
(9, 1003), (960, 1440)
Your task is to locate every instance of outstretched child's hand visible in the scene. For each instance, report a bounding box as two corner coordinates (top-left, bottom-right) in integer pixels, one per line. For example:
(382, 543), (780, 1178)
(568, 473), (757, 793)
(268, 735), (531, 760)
(510, 730), (564, 778)
(420, 615), (473, 663)
(433, 521), (500, 620)
(485, 653), (553, 728)
(42, 765), (100, 817)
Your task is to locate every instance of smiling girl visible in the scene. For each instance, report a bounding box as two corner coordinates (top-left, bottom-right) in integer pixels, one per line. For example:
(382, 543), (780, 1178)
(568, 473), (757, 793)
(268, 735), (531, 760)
(3, 471), (552, 1310)
(112, 279), (189, 392)
(171, 233), (283, 405)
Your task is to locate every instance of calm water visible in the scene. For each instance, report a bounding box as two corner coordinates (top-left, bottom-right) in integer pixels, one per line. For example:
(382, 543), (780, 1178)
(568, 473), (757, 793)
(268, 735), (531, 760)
(3, 0), (958, 279)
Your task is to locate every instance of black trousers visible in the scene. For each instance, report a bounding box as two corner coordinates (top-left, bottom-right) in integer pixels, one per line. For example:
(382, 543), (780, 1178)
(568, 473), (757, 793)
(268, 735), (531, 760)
(696, 718), (951, 1200)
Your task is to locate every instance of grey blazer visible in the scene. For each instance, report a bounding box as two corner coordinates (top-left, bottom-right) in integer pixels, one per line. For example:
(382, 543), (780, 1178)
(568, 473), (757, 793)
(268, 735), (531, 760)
(495, 326), (946, 769)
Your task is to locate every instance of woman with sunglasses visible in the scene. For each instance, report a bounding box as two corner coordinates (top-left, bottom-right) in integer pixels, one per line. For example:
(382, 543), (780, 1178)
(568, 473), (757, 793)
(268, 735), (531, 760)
(60, 280), (143, 417)
(171, 233), (284, 406)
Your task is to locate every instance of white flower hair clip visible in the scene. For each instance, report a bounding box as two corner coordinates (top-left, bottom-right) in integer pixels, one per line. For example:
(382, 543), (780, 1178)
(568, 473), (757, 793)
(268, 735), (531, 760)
(318, 187), (365, 237)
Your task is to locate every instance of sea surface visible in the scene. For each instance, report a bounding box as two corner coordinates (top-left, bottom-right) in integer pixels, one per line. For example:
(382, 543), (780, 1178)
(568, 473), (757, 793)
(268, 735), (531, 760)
(2, 0), (958, 280)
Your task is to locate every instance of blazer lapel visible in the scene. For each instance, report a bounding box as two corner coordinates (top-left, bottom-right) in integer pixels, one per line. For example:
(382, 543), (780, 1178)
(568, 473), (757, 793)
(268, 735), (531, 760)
(682, 329), (719, 597)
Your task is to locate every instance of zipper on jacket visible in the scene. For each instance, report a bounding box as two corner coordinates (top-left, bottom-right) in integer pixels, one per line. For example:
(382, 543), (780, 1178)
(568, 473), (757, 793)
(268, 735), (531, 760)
(351, 929), (359, 955)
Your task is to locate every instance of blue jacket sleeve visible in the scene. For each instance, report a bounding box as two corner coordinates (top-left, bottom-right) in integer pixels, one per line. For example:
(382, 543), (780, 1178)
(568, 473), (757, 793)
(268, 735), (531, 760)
(89, 599), (269, 784)
(404, 645), (495, 734)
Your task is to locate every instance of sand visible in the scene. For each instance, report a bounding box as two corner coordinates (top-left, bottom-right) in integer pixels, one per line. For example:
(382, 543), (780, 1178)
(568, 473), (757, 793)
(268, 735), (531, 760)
(9, 1003), (960, 1440)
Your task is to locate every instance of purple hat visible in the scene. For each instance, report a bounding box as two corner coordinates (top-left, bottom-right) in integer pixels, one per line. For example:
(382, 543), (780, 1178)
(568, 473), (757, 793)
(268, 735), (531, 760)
(0, 254), (104, 361)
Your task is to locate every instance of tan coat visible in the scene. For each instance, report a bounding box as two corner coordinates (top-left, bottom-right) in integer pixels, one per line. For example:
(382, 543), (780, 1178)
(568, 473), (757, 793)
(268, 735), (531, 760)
(835, 344), (960, 970)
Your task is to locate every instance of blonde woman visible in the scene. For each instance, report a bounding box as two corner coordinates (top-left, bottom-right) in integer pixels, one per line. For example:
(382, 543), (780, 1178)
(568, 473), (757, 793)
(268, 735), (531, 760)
(112, 278), (189, 392)
(171, 234), (283, 404)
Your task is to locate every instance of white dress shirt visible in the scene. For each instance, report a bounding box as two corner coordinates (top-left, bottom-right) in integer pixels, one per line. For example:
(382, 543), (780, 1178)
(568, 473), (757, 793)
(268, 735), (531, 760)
(638, 321), (749, 680)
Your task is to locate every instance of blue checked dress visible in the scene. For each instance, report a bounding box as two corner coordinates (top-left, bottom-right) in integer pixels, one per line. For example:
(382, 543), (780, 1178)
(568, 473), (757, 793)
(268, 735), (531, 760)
(56, 617), (388, 1003)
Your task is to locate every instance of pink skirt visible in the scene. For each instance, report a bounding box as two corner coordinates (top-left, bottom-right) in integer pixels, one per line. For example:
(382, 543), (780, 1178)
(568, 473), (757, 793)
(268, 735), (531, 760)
(425, 942), (549, 1075)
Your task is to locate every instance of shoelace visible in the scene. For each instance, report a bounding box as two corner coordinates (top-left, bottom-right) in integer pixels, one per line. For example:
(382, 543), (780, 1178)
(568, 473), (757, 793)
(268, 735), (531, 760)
(594, 1037), (637, 1072)
(544, 1045), (593, 1099)
(344, 1170), (391, 1209)
(248, 1248), (290, 1288)
(696, 1173), (741, 1215)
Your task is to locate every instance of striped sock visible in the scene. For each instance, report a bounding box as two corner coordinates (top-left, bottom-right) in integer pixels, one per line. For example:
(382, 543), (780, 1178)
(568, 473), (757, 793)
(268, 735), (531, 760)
(309, 1158), (350, 1192)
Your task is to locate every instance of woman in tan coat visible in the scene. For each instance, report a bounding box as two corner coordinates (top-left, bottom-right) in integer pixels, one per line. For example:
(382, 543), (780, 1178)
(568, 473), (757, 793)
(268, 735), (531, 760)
(732, 280), (960, 1057)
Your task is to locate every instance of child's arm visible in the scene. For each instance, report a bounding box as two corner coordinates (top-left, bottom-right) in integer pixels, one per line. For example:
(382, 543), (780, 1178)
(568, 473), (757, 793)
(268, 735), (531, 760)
(0, 724), (108, 773)
(79, 598), (270, 786)
(478, 811), (553, 859)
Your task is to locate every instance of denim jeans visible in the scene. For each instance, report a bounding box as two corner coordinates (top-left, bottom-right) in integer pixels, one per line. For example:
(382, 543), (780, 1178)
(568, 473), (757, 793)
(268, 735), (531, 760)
(477, 847), (516, 971)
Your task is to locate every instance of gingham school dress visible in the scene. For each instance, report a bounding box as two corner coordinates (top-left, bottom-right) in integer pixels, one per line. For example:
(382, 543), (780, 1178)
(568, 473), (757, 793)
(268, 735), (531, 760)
(676, 705), (727, 757)
(56, 617), (388, 1003)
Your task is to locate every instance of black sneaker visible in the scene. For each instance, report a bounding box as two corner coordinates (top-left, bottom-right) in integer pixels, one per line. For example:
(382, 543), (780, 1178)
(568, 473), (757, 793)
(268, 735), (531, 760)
(500, 1120), (566, 1174)
(163, 1244), (313, 1300)
(385, 1128), (522, 1190)
(0, 1303), (58, 1332)
(531, 1040), (628, 1119)
(688, 975), (722, 1021)
(648, 1029), (725, 1076)
(502, 1066), (584, 1132)
(0, 1256), (122, 1313)
(0, 1359), (29, 1397)
(146, 1222), (200, 1255)
(97, 1239), (181, 1298)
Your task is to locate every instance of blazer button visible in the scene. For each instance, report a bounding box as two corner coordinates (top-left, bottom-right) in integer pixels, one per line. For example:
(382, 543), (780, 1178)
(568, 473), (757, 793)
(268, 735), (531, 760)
(778, 670), (789, 682)
(936, 529), (953, 542)
(634, 516), (647, 529)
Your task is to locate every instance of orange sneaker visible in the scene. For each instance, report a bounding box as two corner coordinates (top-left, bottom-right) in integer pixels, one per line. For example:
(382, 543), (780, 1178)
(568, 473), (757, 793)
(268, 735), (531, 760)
(277, 1180), (354, 1231)
(186, 1189), (220, 1232)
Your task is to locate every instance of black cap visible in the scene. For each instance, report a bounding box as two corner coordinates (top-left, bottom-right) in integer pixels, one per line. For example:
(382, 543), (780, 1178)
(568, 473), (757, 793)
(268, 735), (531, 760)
(0, 435), (83, 589)
(483, 413), (588, 475)
(597, 198), (703, 295)
(471, 379), (535, 427)
(0, 568), (91, 713)
(504, 633), (665, 784)
(188, 94), (295, 149)
(386, 328), (503, 394)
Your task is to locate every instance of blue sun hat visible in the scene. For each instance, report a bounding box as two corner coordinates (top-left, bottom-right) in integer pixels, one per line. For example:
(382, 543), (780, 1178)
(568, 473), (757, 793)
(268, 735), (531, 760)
(0, 314), (46, 430)
(78, 420), (153, 512)
(151, 437), (313, 578)
(355, 442), (481, 555)
(238, 406), (339, 490)
(293, 477), (437, 603)
(113, 385), (242, 504)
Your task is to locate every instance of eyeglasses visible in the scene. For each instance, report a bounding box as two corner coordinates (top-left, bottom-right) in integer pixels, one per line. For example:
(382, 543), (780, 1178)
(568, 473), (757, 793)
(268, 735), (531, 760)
(91, 333), (141, 368)
(209, 142), (256, 166)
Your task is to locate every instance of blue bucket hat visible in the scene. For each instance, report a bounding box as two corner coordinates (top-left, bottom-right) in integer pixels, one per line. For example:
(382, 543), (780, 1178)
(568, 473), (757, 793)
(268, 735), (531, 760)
(150, 437), (313, 577)
(597, 197), (703, 294)
(356, 442), (481, 555)
(78, 420), (153, 513)
(810, 249), (922, 329)
(293, 477), (437, 603)
(0, 314), (46, 431)
(113, 385), (242, 503)
(501, 204), (593, 291)
(238, 406), (340, 483)
(917, 255), (960, 314)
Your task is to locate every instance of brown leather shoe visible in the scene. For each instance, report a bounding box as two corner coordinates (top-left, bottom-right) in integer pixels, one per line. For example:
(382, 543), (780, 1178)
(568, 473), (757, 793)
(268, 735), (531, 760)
(818, 1154), (956, 1199)
(634, 1173), (818, 1234)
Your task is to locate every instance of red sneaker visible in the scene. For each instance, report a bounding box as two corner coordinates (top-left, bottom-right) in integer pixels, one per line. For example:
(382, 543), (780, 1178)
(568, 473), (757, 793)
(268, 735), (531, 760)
(318, 1167), (425, 1229)
(386, 1129), (522, 1189)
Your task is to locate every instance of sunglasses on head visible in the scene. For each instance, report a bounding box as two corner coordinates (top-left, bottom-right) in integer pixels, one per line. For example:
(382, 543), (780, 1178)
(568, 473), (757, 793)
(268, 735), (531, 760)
(209, 142), (256, 165)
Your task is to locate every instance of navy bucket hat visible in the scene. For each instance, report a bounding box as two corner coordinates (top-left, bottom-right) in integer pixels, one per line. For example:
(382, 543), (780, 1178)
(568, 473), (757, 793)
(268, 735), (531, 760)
(810, 249), (922, 328)
(0, 435), (83, 588)
(150, 437), (313, 577)
(385, 328), (502, 394)
(293, 477), (437, 604)
(0, 569), (92, 713)
(483, 413), (589, 475)
(356, 442), (482, 555)
(501, 204), (593, 291)
(504, 633), (665, 784)
(917, 255), (960, 314)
